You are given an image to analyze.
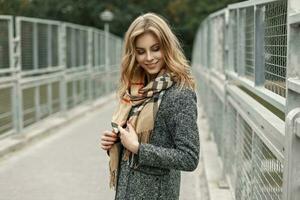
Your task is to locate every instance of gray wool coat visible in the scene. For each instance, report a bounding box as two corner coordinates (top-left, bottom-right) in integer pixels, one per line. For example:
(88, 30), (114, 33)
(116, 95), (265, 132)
(114, 84), (200, 200)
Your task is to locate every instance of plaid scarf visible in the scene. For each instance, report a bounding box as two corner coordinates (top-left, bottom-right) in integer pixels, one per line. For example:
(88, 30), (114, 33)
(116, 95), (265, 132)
(109, 68), (174, 189)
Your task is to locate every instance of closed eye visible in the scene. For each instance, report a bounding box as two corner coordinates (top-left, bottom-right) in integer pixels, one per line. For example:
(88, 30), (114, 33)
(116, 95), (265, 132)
(136, 43), (160, 55)
(152, 45), (160, 51)
(136, 50), (145, 55)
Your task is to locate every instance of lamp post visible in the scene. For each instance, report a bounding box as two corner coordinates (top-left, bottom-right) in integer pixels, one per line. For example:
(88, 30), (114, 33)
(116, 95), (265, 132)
(100, 9), (114, 93)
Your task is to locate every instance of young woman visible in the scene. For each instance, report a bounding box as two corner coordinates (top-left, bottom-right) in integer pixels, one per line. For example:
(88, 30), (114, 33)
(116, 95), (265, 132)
(100, 13), (199, 200)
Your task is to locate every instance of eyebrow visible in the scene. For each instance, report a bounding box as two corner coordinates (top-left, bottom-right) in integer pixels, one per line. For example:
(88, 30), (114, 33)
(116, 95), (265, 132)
(135, 43), (160, 49)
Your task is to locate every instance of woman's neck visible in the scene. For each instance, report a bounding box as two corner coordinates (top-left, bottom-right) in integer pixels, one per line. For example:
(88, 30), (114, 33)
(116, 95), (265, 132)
(146, 73), (158, 83)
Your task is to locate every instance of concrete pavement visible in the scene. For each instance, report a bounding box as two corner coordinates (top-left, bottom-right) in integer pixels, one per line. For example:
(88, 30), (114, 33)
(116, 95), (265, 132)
(0, 100), (116, 200)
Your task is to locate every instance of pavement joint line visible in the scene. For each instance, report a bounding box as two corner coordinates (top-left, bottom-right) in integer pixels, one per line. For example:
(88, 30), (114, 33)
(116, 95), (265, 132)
(0, 93), (116, 163)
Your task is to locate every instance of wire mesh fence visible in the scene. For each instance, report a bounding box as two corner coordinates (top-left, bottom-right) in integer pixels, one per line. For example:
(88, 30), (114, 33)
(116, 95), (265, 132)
(210, 13), (226, 73)
(263, 0), (287, 97)
(20, 20), (61, 73)
(229, 1), (288, 103)
(0, 16), (122, 137)
(0, 18), (11, 71)
(20, 21), (34, 71)
(22, 87), (36, 127)
(228, 10), (239, 73)
(235, 116), (253, 200)
(92, 30), (105, 69)
(252, 133), (283, 200)
(244, 7), (255, 80)
(192, 0), (290, 199)
(0, 87), (12, 133)
(65, 25), (89, 69)
(223, 101), (238, 191)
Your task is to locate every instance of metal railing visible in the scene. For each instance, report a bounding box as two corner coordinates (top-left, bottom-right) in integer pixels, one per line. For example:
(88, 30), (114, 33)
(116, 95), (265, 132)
(192, 0), (300, 199)
(0, 15), (122, 138)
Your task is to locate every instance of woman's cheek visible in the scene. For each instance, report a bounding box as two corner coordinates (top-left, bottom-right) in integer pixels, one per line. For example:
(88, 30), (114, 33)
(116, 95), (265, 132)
(136, 55), (144, 64)
(153, 52), (162, 60)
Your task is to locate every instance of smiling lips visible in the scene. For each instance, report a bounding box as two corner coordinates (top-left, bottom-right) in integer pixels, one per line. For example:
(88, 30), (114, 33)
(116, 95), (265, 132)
(145, 61), (159, 67)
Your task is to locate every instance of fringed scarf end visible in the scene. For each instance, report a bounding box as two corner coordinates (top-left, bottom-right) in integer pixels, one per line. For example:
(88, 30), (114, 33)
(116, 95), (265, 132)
(109, 169), (118, 190)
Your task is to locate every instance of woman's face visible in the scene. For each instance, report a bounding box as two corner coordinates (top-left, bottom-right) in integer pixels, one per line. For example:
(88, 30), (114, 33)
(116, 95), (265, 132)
(135, 32), (165, 76)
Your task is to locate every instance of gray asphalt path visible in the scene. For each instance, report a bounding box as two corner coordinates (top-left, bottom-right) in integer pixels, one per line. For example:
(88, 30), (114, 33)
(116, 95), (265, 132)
(0, 101), (203, 200)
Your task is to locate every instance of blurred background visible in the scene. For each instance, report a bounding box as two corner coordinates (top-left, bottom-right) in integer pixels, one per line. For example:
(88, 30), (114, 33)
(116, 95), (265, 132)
(0, 0), (243, 60)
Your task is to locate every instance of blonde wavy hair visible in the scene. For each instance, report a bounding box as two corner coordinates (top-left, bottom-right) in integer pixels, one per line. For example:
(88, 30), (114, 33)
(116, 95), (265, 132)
(118, 12), (195, 98)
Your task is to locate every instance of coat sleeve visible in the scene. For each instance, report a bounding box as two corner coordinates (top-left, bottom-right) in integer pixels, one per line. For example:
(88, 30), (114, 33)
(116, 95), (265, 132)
(135, 89), (200, 171)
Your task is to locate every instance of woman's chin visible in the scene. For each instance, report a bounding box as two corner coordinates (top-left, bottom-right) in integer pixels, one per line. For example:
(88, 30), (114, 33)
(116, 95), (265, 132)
(146, 69), (160, 75)
(144, 66), (162, 74)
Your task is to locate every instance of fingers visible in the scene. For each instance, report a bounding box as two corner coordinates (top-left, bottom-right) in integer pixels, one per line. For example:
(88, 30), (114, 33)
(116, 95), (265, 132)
(120, 120), (126, 126)
(101, 144), (112, 150)
(102, 130), (118, 141)
(100, 139), (115, 151)
(118, 122), (135, 137)
(102, 135), (118, 142)
(118, 125), (127, 135)
(103, 130), (118, 138)
(100, 130), (119, 151)
(127, 122), (134, 131)
(101, 140), (115, 145)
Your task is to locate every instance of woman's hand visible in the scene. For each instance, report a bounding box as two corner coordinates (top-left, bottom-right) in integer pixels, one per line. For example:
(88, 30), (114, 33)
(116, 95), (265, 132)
(118, 122), (140, 154)
(100, 130), (119, 150)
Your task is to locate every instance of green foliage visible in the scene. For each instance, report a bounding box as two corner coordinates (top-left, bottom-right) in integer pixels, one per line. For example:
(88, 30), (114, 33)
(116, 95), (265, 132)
(0, 0), (245, 59)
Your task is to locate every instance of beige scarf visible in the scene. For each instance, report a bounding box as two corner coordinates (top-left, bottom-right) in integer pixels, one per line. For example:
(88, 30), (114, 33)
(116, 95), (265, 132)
(109, 68), (174, 189)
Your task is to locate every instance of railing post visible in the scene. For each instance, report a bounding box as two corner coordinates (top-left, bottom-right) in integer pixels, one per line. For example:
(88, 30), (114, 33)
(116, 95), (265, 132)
(224, 10), (229, 72)
(104, 23), (110, 94)
(207, 19), (211, 69)
(284, 108), (300, 200)
(35, 85), (40, 121)
(87, 29), (93, 102)
(59, 23), (67, 115)
(283, 0), (300, 199)
(47, 83), (52, 114)
(47, 24), (52, 114)
(13, 17), (23, 134)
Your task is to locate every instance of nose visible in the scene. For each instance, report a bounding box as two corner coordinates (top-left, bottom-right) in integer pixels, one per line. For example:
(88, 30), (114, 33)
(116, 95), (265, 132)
(146, 51), (154, 61)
